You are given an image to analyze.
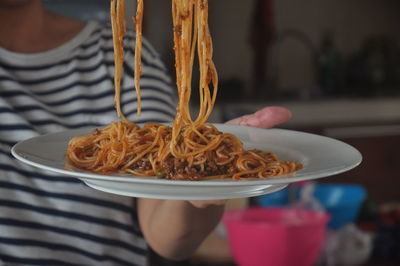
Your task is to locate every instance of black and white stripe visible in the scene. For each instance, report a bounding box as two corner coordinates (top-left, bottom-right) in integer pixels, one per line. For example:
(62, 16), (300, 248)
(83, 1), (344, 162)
(0, 21), (176, 265)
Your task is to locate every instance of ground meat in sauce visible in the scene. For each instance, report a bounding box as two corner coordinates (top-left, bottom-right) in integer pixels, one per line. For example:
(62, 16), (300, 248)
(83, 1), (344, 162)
(130, 160), (152, 171)
(159, 154), (237, 180)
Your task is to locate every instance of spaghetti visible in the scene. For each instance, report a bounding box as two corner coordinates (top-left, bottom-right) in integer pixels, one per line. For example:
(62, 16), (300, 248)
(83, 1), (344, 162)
(66, 0), (302, 180)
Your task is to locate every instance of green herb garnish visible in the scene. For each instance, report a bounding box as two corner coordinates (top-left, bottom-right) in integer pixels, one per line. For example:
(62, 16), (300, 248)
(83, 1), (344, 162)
(156, 169), (165, 179)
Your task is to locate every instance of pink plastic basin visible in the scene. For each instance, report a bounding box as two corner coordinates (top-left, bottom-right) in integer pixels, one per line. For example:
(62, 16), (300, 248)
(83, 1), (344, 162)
(223, 207), (330, 266)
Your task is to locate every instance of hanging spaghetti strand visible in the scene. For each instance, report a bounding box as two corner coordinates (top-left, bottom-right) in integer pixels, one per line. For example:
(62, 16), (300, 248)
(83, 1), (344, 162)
(133, 0), (143, 116)
(110, 0), (127, 121)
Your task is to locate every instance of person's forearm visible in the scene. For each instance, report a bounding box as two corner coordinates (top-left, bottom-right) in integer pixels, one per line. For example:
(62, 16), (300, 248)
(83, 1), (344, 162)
(138, 199), (225, 261)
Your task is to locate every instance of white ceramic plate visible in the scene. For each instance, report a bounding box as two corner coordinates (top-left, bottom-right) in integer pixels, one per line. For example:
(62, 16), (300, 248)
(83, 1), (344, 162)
(11, 124), (362, 200)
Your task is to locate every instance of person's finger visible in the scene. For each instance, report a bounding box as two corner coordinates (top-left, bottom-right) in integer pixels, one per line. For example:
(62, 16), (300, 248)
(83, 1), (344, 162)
(226, 106), (291, 128)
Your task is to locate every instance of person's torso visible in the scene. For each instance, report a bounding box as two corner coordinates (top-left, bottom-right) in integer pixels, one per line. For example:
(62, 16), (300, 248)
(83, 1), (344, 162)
(0, 21), (176, 266)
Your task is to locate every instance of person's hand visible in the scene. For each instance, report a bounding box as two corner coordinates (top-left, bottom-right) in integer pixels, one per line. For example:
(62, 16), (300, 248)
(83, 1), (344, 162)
(227, 106), (291, 128)
(188, 106), (291, 208)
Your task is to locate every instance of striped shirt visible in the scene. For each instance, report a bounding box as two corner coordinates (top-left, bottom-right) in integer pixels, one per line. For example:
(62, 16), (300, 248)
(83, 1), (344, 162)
(0, 21), (176, 266)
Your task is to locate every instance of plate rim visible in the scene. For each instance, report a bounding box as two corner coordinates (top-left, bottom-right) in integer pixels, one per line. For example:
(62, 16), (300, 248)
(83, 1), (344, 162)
(11, 124), (363, 187)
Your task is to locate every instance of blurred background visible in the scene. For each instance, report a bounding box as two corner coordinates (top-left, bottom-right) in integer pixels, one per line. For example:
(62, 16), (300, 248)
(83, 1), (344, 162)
(44, 0), (400, 265)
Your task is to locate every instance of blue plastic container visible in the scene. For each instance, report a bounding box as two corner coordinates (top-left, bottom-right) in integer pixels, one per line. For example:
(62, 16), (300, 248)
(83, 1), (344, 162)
(257, 188), (290, 207)
(312, 184), (366, 229)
